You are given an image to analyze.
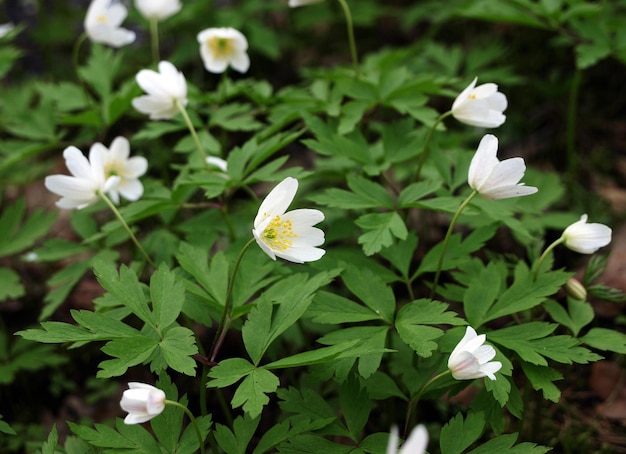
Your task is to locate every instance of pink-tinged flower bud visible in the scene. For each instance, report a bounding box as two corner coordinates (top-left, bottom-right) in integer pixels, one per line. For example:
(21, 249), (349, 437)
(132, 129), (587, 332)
(120, 382), (166, 424)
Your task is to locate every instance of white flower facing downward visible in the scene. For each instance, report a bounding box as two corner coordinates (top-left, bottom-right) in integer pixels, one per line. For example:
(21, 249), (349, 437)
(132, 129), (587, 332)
(84, 0), (136, 48)
(197, 27), (250, 74)
(253, 177), (325, 263)
(45, 145), (119, 210)
(452, 77), (508, 128)
(120, 382), (166, 424)
(561, 214), (612, 254)
(133, 61), (188, 120)
(386, 425), (428, 454)
(448, 326), (502, 381)
(468, 134), (538, 200)
(288, 0), (325, 7)
(99, 137), (148, 204)
(135, 0), (181, 21)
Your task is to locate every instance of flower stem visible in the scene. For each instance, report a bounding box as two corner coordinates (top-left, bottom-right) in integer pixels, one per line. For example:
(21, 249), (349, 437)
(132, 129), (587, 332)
(430, 190), (477, 298)
(415, 111), (453, 181)
(175, 99), (208, 164)
(99, 192), (156, 267)
(336, 0), (360, 77)
(209, 238), (256, 362)
(149, 17), (160, 64)
(164, 400), (205, 454)
(403, 370), (450, 436)
(534, 237), (564, 281)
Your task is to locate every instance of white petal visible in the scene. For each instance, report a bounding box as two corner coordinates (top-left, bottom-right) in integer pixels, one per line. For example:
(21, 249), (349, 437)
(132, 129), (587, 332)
(254, 177), (299, 228)
(109, 136), (130, 161)
(481, 157), (526, 190)
(451, 77), (477, 112)
(253, 229), (277, 260)
(386, 426), (400, 454)
(480, 361), (502, 380)
(274, 245), (325, 263)
(482, 184), (538, 200)
(132, 96), (177, 119)
(400, 424), (428, 454)
(230, 51), (250, 73)
(117, 179), (144, 201)
(468, 134), (499, 191)
(472, 83), (498, 98)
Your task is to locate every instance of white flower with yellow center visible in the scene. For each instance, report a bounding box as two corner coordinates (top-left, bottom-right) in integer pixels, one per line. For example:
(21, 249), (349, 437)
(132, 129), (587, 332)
(135, 0), (181, 21)
(84, 0), (136, 48)
(98, 137), (148, 204)
(452, 77), (507, 128)
(132, 61), (188, 120)
(197, 27), (250, 74)
(253, 177), (325, 263)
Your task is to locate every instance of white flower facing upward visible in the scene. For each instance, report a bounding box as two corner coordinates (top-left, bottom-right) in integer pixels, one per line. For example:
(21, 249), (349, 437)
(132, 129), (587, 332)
(253, 177), (325, 263)
(197, 27), (250, 74)
(45, 145), (119, 210)
(288, 0), (325, 7)
(135, 0), (181, 21)
(452, 77), (508, 128)
(99, 137), (148, 204)
(133, 61), (188, 120)
(84, 0), (136, 48)
(448, 326), (502, 381)
(120, 382), (166, 424)
(468, 134), (538, 200)
(386, 425), (428, 454)
(561, 214), (612, 254)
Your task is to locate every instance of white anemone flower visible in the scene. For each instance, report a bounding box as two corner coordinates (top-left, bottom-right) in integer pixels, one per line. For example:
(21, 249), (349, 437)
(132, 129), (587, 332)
(135, 0), (181, 21)
(468, 134), (538, 199)
(561, 214), (612, 254)
(132, 61), (188, 120)
(288, 0), (325, 7)
(386, 425), (428, 454)
(253, 177), (325, 263)
(120, 382), (166, 424)
(206, 156), (228, 173)
(0, 23), (15, 38)
(451, 77), (507, 128)
(84, 0), (136, 48)
(45, 146), (119, 210)
(99, 137), (148, 204)
(448, 326), (502, 381)
(197, 27), (250, 74)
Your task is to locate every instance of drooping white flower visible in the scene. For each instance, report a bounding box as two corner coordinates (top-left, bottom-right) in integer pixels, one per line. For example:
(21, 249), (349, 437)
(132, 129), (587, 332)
(288, 0), (325, 7)
(135, 0), (181, 21)
(120, 382), (166, 424)
(252, 177), (325, 263)
(451, 77), (507, 128)
(45, 145), (119, 210)
(99, 137), (148, 204)
(561, 214), (612, 254)
(386, 425), (428, 454)
(84, 0), (136, 48)
(0, 23), (15, 38)
(468, 134), (538, 200)
(448, 326), (502, 381)
(132, 61), (188, 120)
(197, 27), (250, 74)
(206, 156), (228, 172)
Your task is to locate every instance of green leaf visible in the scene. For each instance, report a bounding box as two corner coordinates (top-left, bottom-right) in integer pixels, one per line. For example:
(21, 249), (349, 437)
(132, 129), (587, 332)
(98, 336), (159, 378)
(0, 414), (16, 436)
(379, 233), (418, 279)
(214, 415), (261, 454)
(397, 181), (441, 207)
(340, 374), (370, 441)
(545, 298), (594, 337)
(69, 419), (161, 451)
(231, 368), (280, 417)
(468, 433), (551, 453)
(581, 328), (626, 354)
(356, 212), (408, 256)
(77, 44), (121, 100)
(209, 102), (263, 131)
(307, 291), (381, 324)
(440, 412), (486, 454)
(41, 425), (58, 454)
(521, 362), (562, 402)
(150, 264), (185, 330)
(463, 261), (506, 328)
(0, 199), (56, 257)
(265, 341), (359, 369)
(278, 387), (336, 422)
(0, 267), (24, 300)
(177, 243), (228, 307)
(159, 326), (198, 375)
(208, 358), (255, 388)
(341, 265), (395, 322)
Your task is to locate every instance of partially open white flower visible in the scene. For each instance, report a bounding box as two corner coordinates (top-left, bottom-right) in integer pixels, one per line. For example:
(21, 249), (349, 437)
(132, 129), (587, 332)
(452, 77), (507, 128)
(0, 23), (15, 38)
(386, 425), (428, 454)
(468, 134), (538, 200)
(561, 214), (612, 254)
(99, 137), (148, 204)
(197, 27), (250, 74)
(448, 326), (502, 381)
(45, 145), (119, 210)
(133, 61), (188, 120)
(135, 0), (181, 21)
(288, 0), (325, 7)
(84, 0), (136, 48)
(253, 177), (325, 263)
(120, 382), (166, 424)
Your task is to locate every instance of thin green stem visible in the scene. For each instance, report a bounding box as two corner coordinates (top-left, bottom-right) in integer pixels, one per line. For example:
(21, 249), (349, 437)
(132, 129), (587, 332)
(209, 238), (256, 362)
(415, 111), (453, 181)
(149, 17), (160, 64)
(72, 33), (88, 83)
(175, 99), (208, 164)
(99, 193), (156, 267)
(336, 0), (360, 77)
(164, 400), (205, 454)
(430, 190), (478, 299)
(534, 237), (564, 281)
(403, 370), (450, 436)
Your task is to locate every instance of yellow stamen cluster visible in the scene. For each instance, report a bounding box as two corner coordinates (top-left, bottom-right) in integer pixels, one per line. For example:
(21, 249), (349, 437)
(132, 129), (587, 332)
(207, 37), (234, 59)
(262, 215), (297, 252)
(97, 14), (108, 23)
(104, 161), (123, 179)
